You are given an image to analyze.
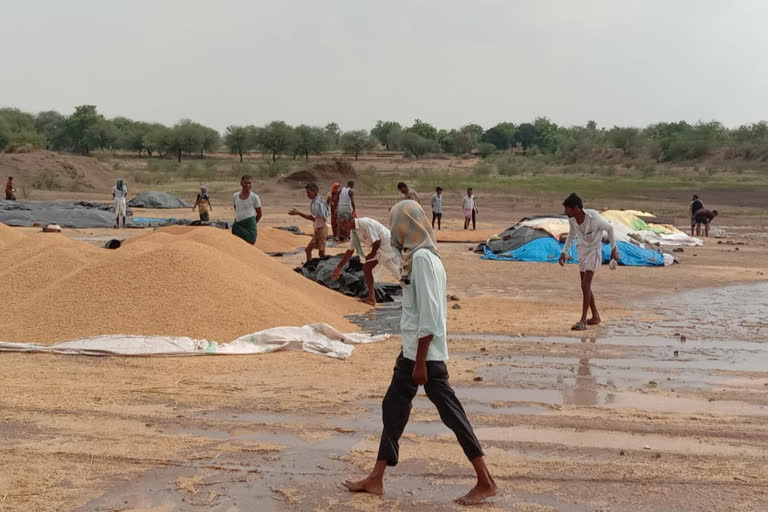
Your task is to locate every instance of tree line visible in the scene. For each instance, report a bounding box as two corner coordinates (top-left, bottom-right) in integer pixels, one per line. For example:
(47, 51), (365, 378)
(2, 105), (768, 164)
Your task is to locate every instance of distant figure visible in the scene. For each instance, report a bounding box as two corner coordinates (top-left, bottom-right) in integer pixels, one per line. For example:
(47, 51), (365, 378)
(333, 211), (401, 306)
(558, 193), (620, 331)
(327, 182), (341, 241)
(112, 178), (127, 229)
(290, 183), (330, 263)
(693, 208), (718, 237)
(232, 175), (262, 244)
(337, 180), (356, 241)
(431, 187), (443, 230)
(193, 185), (213, 222)
(397, 182), (420, 204)
(462, 188), (477, 230)
(342, 200), (497, 506)
(5, 177), (16, 200)
(689, 194), (704, 237)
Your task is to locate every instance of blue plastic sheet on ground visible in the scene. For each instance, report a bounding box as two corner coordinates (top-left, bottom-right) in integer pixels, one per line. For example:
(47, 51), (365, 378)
(482, 239), (664, 267)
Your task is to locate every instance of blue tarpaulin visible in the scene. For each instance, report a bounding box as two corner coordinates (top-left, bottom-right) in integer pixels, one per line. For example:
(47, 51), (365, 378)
(482, 239), (664, 267)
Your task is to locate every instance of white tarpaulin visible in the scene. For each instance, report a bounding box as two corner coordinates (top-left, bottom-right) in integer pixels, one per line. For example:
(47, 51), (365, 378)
(0, 323), (389, 360)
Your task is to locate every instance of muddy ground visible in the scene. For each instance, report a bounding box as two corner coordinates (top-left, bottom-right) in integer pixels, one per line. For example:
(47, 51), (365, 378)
(1, 193), (768, 512)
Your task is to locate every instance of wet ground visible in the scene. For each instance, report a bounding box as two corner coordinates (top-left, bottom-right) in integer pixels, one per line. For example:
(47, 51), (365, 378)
(75, 284), (768, 511)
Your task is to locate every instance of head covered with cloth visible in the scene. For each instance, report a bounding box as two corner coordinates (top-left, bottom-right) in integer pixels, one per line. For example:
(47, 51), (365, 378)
(388, 200), (439, 281)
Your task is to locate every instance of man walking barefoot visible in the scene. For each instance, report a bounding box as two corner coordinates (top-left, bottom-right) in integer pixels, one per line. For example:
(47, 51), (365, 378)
(558, 193), (619, 331)
(342, 200), (497, 506)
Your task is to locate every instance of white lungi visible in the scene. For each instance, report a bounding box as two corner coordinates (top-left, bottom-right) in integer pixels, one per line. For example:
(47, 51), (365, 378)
(578, 247), (601, 273)
(115, 197), (127, 217)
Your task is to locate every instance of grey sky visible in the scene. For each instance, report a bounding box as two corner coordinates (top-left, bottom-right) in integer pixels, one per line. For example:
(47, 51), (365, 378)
(2, 0), (766, 131)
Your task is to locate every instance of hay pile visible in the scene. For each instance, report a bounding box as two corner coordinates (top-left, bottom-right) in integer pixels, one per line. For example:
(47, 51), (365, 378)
(0, 224), (367, 344)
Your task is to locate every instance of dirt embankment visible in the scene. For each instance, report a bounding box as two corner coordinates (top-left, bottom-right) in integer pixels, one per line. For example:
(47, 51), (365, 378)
(0, 150), (116, 193)
(279, 160), (358, 189)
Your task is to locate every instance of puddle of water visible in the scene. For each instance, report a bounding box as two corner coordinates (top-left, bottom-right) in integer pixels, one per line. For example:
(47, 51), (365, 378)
(614, 282), (768, 341)
(472, 426), (768, 458)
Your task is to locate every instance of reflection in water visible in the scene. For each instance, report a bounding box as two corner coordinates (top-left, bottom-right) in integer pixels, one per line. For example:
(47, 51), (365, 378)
(563, 337), (599, 406)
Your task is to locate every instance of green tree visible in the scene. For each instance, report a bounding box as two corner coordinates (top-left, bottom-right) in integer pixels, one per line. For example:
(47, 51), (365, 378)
(200, 126), (221, 158)
(400, 131), (438, 158)
(34, 111), (67, 150)
(0, 117), (9, 152)
(438, 129), (456, 154)
(607, 126), (642, 157)
(224, 125), (251, 162)
(407, 119), (438, 140)
(452, 130), (475, 155)
(340, 130), (375, 160)
(142, 124), (171, 158)
(295, 125), (329, 160)
(461, 123), (484, 143)
(482, 122), (516, 150)
(87, 119), (120, 151)
(386, 126), (404, 151)
(0, 108), (45, 151)
(371, 121), (402, 150)
(513, 123), (536, 154)
(532, 117), (559, 154)
(730, 121), (768, 159)
(477, 142), (496, 158)
(65, 105), (104, 155)
(168, 119), (202, 163)
(324, 122), (341, 149)
(116, 120), (151, 156)
(256, 121), (296, 161)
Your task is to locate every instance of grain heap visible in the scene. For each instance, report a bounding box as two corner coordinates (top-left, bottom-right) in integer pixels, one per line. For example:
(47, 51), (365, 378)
(254, 226), (308, 253)
(0, 224), (367, 344)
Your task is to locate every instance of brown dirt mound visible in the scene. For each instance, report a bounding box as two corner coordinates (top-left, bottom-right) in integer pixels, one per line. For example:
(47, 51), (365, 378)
(0, 225), (367, 344)
(279, 160), (357, 188)
(0, 150), (116, 192)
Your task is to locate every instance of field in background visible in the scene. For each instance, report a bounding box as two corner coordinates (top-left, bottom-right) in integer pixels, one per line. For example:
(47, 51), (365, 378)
(9, 148), (768, 219)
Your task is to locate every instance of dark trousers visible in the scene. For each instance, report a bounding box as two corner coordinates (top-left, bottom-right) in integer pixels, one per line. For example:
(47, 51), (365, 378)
(377, 354), (484, 466)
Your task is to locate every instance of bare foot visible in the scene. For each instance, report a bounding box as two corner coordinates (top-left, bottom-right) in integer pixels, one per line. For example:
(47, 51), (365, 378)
(586, 317), (601, 325)
(342, 476), (383, 495)
(359, 297), (376, 306)
(454, 481), (498, 505)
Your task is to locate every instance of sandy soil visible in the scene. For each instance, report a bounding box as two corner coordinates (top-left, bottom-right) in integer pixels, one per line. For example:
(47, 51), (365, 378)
(1, 192), (768, 511)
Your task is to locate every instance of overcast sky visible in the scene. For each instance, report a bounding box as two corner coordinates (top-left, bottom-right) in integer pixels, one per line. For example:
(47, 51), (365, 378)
(1, 0), (766, 131)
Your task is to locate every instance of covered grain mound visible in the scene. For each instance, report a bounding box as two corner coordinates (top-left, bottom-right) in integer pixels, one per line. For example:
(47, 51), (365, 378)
(127, 191), (189, 208)
(0, 224), (367, 344)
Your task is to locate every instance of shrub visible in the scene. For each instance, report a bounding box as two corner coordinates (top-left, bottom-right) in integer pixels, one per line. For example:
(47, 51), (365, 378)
(477, 143), (496, 159)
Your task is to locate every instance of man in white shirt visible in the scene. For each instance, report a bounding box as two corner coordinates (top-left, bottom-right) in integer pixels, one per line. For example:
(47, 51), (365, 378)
(289, 182), (330, 263)
(431, 186), (443, 230)
(232, 175), (262, 244)
(462, 188), (477, 230)
(558, 193), (620, 331)
(332, 212), (401, 306)
(343, 200), (497, 506)
(112, 178), (127, 229)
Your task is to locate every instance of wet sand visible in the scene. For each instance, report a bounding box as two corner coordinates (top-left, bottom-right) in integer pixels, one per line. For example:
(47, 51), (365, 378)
(2, 201), (768, 511)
